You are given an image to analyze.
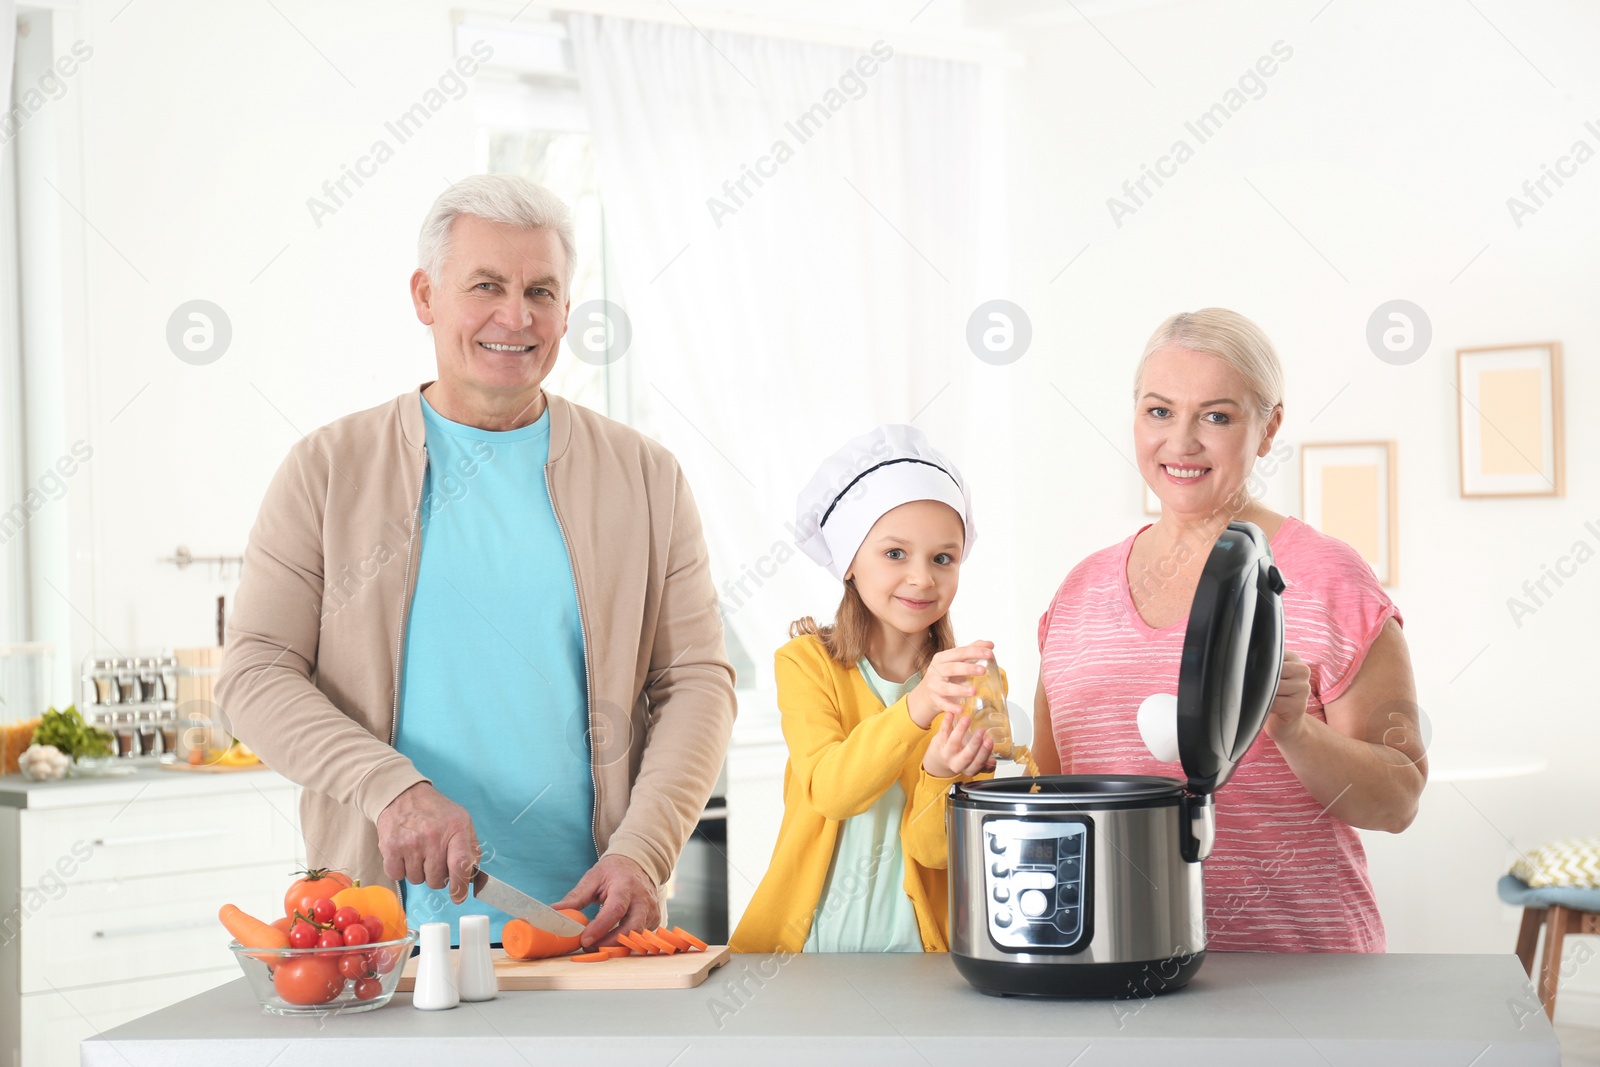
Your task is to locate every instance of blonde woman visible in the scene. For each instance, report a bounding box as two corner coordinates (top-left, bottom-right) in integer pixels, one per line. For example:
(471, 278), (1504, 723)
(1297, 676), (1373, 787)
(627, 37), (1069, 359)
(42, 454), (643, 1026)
(1033, 309), (1426, 952)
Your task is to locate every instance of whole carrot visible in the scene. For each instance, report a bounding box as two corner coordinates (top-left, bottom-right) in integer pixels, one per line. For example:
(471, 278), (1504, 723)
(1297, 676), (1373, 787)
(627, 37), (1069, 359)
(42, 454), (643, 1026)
(219, 903), (291, 950)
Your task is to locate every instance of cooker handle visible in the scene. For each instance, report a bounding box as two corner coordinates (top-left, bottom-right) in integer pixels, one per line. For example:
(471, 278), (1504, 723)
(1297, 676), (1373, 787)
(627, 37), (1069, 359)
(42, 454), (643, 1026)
(1180, 792), (1215, 863)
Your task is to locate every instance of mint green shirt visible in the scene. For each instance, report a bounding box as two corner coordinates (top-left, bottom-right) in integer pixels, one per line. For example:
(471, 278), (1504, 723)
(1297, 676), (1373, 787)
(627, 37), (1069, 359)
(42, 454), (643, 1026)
(803, 659), (925, 954)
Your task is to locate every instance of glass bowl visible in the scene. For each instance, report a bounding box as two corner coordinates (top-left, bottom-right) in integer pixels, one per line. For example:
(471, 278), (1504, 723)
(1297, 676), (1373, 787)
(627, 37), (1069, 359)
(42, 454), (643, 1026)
(229, 931), (417, 1015)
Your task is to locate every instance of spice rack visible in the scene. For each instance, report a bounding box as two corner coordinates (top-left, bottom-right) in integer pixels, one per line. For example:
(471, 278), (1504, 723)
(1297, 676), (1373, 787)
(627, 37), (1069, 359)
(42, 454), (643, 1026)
(79, 649), (227, 763)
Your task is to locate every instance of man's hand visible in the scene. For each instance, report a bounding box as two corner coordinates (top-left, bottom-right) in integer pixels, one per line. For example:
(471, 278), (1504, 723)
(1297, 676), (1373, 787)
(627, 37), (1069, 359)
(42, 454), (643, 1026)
(552, 854), (659, 949)
(376, 782), (481, 904)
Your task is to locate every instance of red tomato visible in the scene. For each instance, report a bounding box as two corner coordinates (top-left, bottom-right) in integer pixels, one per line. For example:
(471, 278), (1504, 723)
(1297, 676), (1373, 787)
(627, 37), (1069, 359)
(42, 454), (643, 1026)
(284, 869), (354, 920)
(316, 929), (344, 949)
(338, 953), (371, 981)
(342, 923), (371, 946)
(371, 947), (402, 974)
(310, 899), (337, 925)
(273, 957), (345, 1006)
(353, 977), (382, 1001)
(360, 915), (385, 942)
(332, 906), (361, 931)
(288, 922), (319, 950)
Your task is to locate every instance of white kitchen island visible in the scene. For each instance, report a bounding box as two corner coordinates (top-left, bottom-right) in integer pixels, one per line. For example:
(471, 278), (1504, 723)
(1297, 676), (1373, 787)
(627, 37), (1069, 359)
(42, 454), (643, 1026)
(83, 950), (1558, 1066)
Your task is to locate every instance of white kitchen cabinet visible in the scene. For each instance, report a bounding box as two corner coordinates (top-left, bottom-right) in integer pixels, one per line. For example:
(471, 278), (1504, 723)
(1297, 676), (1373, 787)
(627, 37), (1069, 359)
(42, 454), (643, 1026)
(0, 767), (302, 1067)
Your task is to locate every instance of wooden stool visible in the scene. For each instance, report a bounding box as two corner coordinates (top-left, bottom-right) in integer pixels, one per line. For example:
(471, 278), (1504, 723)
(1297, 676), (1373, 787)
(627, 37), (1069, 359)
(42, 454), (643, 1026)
(1501, 874), (1600, 1020)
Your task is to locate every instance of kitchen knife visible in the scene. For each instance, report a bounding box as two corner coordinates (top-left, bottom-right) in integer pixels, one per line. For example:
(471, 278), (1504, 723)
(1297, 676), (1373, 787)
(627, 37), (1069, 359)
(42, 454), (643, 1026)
(469, 868), (586, 937)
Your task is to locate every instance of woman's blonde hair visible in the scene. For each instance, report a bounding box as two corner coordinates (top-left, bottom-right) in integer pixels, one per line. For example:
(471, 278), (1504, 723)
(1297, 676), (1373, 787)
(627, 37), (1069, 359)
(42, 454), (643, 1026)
(791, 582), (954, 673)
(1133, 308), (1284, 423)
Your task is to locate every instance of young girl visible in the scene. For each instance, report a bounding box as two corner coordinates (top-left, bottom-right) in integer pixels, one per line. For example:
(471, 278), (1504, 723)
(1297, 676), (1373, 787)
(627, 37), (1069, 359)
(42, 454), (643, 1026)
(730, 425), (1000, 954)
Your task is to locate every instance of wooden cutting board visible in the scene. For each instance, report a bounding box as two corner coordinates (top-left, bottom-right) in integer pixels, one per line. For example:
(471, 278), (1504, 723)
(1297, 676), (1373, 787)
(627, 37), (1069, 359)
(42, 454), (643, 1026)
(397, 945), (731, 991)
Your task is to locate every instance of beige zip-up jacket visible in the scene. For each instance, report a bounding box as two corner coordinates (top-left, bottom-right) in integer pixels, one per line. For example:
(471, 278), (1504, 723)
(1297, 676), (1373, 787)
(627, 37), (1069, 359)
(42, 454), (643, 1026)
(217, 385), (736, 900)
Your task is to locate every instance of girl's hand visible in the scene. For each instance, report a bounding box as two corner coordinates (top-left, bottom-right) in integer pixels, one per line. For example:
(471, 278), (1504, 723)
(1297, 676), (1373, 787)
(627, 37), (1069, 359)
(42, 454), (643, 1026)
(906, 641), (995, 729)
(923, 712), (996, 778)
(1264, 650), (1312, 744)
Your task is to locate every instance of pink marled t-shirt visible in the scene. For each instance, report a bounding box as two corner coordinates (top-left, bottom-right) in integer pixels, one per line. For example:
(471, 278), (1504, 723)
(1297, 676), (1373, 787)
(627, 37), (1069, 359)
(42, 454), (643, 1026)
(1037, 517), (1400, 953)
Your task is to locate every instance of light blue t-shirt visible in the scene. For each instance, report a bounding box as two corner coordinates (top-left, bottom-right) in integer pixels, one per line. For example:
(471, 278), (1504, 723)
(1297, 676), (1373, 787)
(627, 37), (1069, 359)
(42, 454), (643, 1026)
(395, 394), (596, 944)
(803, 659), (924, 953)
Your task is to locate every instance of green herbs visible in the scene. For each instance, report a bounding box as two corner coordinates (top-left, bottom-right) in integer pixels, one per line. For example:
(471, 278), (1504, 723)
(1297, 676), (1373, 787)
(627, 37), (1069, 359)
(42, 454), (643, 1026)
(32, 705), (113, 760)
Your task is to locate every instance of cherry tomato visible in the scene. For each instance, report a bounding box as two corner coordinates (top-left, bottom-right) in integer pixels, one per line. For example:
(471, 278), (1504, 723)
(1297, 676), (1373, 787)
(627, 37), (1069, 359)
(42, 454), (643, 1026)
(338, 952), (371, 981)
(371, 947), (401, 974)
(273, 956), (344, 1006)
(317, 929), (345, 949)
(288, 922), (319, 950)
(342, 922), (371, 946)
(332, 906), (361, 931)
(360, 915), (385, 942)
(311, 898), (337, 925)
(353, 977), (382, 1001)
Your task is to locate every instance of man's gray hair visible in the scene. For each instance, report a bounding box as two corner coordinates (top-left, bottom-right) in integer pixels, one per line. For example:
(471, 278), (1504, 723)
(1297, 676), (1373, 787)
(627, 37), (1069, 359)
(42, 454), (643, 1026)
(417, 174), (577, 286)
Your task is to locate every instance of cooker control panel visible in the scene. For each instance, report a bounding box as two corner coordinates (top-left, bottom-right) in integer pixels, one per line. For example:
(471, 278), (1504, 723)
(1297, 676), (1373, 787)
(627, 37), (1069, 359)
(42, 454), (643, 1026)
(981, 818), (1090, 951)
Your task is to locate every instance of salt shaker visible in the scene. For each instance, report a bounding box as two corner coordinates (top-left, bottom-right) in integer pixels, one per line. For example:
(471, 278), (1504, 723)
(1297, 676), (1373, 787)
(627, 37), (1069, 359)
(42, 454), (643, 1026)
(455, 914), (498, 1002)
(411, 922), (460, 1011)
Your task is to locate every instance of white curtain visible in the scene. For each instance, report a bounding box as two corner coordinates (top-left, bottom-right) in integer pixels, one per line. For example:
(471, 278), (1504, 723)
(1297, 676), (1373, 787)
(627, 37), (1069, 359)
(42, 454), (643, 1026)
(568, 14), (1016, 689)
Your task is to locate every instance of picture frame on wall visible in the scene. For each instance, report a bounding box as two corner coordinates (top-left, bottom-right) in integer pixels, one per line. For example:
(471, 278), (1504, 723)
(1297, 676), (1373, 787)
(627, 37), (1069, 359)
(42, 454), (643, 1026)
(1456, 342), (1565, 498)
(1301, 441), (1398, 586)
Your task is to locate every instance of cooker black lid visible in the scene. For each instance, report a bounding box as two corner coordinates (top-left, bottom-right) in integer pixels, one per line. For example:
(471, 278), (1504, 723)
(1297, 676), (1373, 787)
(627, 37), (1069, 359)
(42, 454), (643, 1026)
(1176, 521), (1286, 795)
(953, 774), (1183, 810)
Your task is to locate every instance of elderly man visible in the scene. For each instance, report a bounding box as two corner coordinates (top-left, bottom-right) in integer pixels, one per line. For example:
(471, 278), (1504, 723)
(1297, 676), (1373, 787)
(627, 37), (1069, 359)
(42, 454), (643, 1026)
(218, 174), (735, 947)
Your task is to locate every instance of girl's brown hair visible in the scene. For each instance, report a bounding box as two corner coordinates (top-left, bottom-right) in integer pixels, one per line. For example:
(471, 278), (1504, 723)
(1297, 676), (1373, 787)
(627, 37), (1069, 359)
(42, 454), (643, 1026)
(791, 581), (955, 673)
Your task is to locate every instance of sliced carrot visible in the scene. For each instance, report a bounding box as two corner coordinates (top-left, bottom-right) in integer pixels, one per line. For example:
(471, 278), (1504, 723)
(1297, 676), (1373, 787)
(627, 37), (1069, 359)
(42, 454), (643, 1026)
(639, 929), (677, 954)
(654, 927), (692, 951)
(600, 945), (631, 959)
(570, 951), (614, 963)
(672, 926), (709, 952)
(619, 931), (654, 955)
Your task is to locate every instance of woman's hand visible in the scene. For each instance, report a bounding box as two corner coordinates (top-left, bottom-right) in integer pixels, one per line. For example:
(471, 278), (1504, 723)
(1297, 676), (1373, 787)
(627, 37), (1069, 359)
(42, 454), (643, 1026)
(1263, 650), (1311, 743)
(906, 641), (994, 729)
(923, 711), (995, 778)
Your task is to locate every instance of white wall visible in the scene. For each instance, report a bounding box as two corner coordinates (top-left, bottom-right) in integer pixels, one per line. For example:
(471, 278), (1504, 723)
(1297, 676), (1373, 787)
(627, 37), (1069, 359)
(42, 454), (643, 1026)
(21, 0), (506, 670)
(1000, 0), (1600, 1022)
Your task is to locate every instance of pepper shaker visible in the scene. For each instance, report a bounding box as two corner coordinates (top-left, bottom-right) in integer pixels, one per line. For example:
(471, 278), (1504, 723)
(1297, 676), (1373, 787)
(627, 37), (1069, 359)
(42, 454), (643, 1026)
(455, 914), (498, 1002)
(411, 922), (460, 1011)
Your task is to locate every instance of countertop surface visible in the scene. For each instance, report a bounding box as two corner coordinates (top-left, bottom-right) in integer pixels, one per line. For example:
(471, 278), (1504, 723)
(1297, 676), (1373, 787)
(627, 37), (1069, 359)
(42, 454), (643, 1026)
(0, 764), (293, 808)
(83, 951), (1558, 1066)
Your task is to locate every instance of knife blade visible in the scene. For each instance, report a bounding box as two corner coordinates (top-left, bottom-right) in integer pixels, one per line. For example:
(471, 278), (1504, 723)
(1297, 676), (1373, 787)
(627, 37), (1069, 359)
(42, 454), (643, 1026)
(469, 868), (586, 937)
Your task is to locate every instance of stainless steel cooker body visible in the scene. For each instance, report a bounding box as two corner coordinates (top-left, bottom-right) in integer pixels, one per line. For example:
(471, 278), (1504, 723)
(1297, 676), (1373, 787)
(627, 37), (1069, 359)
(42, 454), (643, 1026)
(948, 776), (1211, 998)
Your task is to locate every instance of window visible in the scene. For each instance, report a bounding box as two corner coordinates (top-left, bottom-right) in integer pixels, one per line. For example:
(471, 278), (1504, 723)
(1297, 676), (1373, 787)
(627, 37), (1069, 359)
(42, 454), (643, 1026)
(462, 14), (621, 421)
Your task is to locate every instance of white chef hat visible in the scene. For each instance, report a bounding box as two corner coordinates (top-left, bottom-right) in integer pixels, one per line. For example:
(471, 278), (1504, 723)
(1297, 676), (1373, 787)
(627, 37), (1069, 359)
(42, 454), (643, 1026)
(794, 425), (975, 582)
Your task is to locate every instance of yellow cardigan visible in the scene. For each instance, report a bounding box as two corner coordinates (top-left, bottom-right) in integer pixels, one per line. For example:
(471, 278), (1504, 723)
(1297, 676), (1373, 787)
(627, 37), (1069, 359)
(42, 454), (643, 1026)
(729, 634), (993, 953)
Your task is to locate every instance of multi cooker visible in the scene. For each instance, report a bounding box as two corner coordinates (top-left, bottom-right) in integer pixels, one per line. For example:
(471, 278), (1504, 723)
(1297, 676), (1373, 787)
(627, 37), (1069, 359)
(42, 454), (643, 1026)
(948, 521), (1286, 997)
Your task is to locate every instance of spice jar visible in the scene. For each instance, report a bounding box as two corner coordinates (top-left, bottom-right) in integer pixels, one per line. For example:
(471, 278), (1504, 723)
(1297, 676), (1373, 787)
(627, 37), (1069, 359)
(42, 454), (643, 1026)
(136, 708), (162, 758)
(111, 710), (139, 758)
